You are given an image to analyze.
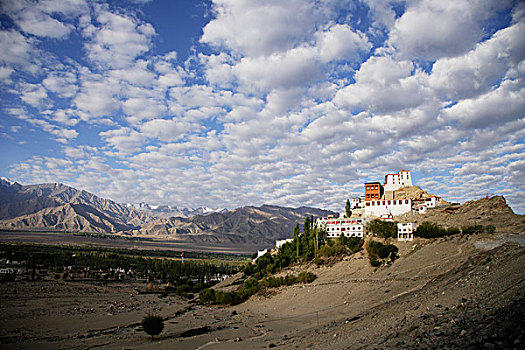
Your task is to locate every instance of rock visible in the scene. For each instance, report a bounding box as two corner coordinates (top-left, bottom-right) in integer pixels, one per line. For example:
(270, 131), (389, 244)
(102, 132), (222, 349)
(483, 342), (495, 350)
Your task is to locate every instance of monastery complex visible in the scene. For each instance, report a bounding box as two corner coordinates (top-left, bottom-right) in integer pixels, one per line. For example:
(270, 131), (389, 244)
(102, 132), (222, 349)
(316, 170), (444, 242)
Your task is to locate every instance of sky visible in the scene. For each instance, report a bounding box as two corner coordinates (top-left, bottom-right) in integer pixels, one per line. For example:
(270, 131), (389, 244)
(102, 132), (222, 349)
(0, 0), (524, 213)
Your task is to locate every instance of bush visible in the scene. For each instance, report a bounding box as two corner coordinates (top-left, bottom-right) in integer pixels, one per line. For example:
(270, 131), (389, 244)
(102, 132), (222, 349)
(446, 227), (460, 235)
(366, 240), (398, 267)
(141, 314), (164, 341)
(297, 271), (316, 283)
(461, 225), (484, 235)
(367, 219), (397, 238)
(414, 222), (447, 238)
(346, 238), (364, 253)
(485, 225), (496, 234)
(370, 259), (382, 267)
(199, 288), (215, 305)
(243, 263), (256, 276)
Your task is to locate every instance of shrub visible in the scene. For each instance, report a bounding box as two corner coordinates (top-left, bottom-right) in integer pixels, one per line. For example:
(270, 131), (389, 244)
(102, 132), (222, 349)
(485, 225), (496, 234)
(446, 227), (460, 235)
(297, 271), (316, 283)
(370, 259), (382, 267)
(414, 222), (447, 238)
(347, 238), (364, 253)
(243, 263), (255, 276)
(199, 288), (215, 305)
(366, 219), (397, 238)
(142, 314), (164, 341)
(461, 225), (484, 235)
(366, 240), (398, 267)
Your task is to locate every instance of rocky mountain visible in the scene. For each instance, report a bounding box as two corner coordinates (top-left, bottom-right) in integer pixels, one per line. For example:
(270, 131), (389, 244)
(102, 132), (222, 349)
(0, 178), (155, 233)
(135, 205), (336, 246)
(0, 178), (336, 246)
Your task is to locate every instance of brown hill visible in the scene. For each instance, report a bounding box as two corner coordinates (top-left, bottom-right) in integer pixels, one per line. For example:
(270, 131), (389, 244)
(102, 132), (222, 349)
(397, 195), (525, 233)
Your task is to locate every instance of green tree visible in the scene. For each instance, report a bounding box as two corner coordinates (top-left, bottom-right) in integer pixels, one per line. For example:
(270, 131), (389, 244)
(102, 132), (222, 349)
(142, 314), (164, 341)
(294, 223), (300, 258)
(345, 199), (351, 218)
(366, 219), (397, 238)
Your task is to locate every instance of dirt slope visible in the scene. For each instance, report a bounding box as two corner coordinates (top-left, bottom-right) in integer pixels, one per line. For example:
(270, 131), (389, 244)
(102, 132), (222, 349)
(1, 233), (523, 349)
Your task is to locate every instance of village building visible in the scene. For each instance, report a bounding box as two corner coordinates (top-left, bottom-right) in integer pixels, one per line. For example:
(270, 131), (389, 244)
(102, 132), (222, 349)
(397, 223), (415, 241)
(316, 217), (364, 238)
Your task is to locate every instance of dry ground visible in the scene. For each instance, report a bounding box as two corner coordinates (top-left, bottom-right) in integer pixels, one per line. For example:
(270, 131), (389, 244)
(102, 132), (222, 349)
(1, 232), (524, 349)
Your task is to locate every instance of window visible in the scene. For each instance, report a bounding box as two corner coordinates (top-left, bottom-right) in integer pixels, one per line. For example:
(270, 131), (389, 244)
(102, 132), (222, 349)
(387, 201), (391, 205)
(405, 200), (409, 204)
(366, 202), (370, 206)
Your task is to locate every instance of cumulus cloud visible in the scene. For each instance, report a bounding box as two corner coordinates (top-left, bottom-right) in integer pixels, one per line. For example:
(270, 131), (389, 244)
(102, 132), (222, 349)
(389, 0), (510, 60)
(201, 0), (324, 57)
(82, 5), (155, 69)
(1, 0), (524, 214)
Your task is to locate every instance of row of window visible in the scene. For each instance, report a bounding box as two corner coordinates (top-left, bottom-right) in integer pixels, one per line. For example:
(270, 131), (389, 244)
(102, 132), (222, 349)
(365, 184), (380, 190)
(365, 199), (410, 206)
(328, 226), (362, 231)
(327, 232), (363, 238)
(322, 220), (362, 225)
(366, 193), (379, 198)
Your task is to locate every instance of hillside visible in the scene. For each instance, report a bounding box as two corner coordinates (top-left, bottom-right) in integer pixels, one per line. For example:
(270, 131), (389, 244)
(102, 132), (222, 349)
(0, 179), (155, 233)
(135, 205), (335, 246)
(396, 195), (525, 234)
(2, 228), (522, 348)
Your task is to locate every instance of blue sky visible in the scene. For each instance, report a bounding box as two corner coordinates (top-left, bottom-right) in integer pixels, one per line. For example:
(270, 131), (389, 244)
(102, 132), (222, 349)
(0, 0), (524, 213)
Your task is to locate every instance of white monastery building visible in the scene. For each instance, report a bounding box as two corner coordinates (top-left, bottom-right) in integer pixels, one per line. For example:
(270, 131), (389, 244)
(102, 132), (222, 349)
(275, 238), (294, 249)
(364, 199), (412, 217)
(317, 217), (364, 238)
(397, 223), (415, 241)
(384, 170), (412, 192)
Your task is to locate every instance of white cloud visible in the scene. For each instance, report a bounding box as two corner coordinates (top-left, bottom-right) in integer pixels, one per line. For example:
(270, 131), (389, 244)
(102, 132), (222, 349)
(83, 6), (155, 69)
(139, 118), (196, 142)
(430, 20), (525, 100)
(19, 83), (49, 109)
(441, 78), (525, 129)
(201, 0), (324, 57)
(389, 0), (510, 60)
(317, 24), (371, 63)
(42, 70), (78, 98)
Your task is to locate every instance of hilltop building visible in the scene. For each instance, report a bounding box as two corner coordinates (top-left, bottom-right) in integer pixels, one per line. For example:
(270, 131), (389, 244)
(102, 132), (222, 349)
(384, 170), (412, 192)
(364, 199), (412, 217)
(316, 216), (364, 238)
(365, 182), (383, 201)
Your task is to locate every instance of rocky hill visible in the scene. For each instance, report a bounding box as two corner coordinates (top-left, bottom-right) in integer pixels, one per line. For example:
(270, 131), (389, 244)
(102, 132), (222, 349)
(388, 185), (447, 204)
(0, 178), (156, 233)
(0, 178), (335, 247)
(136, 205), (336, 246)
(397, 195), (525, 234)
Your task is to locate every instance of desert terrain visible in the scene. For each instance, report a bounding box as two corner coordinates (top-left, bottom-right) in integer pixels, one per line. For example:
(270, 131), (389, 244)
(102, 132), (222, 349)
(1, 230), (523, 349)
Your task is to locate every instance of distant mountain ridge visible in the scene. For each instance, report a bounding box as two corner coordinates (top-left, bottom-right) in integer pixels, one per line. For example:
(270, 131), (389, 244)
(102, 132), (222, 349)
(125, 202), (228, 218)
(0, 178), (336, 247)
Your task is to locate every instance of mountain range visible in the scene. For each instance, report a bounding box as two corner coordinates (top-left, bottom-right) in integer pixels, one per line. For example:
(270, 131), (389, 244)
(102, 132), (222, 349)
(0, 178), (335, 247)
